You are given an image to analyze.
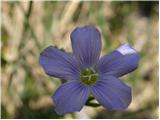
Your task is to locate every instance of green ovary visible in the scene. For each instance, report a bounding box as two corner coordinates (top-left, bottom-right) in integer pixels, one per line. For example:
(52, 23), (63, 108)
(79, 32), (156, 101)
(80, 69), (99, 86)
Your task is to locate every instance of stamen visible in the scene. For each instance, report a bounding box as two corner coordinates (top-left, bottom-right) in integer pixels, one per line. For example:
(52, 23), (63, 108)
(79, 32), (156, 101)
(80, 69), (98, 86)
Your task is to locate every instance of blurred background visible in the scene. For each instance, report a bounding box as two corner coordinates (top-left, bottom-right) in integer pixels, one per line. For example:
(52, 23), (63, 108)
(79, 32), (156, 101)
(1, 1), (159, 119)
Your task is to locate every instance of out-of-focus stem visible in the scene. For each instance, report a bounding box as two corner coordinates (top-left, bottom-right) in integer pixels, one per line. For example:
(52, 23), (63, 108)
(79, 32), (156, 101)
(18, 1), (41, 50)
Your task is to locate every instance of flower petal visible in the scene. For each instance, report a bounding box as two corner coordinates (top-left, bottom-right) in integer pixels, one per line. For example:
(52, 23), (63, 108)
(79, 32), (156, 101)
(39, 46), (79, 81)
(52, 81), (89, 115)
(71, 26), (102, 69)
(91, 76), (131, 110)
(95, 43), (140, 77)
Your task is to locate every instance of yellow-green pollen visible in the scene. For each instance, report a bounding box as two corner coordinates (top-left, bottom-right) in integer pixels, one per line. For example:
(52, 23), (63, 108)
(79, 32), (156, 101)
(80, 69), (98, 86)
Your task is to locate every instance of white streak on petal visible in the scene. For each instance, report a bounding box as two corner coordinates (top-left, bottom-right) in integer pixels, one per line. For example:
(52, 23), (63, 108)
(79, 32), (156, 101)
(116, 43), (137, 55)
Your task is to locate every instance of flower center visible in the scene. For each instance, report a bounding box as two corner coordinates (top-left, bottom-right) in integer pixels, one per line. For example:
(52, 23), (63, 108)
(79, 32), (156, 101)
(80, 68), (98, 86)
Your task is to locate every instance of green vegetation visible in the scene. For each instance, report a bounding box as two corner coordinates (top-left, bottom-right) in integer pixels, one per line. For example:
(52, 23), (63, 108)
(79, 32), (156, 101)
(1, 1), (158, 119)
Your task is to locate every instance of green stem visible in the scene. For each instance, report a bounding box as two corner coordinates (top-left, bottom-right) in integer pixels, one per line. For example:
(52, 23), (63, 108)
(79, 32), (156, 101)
(87, 96), (95, 101)
(17, 1), (41, 50)
(85, 102), (101, 107)
(85, 96), (101, 107)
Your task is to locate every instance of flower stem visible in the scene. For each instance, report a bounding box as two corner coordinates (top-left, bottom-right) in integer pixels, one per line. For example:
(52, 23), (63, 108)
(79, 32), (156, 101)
(85, 102), (101, 107)
(85, 96), (101, 107)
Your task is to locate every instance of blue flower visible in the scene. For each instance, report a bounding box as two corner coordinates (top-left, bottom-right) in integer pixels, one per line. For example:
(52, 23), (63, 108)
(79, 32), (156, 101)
(39, 26), (140, 115)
